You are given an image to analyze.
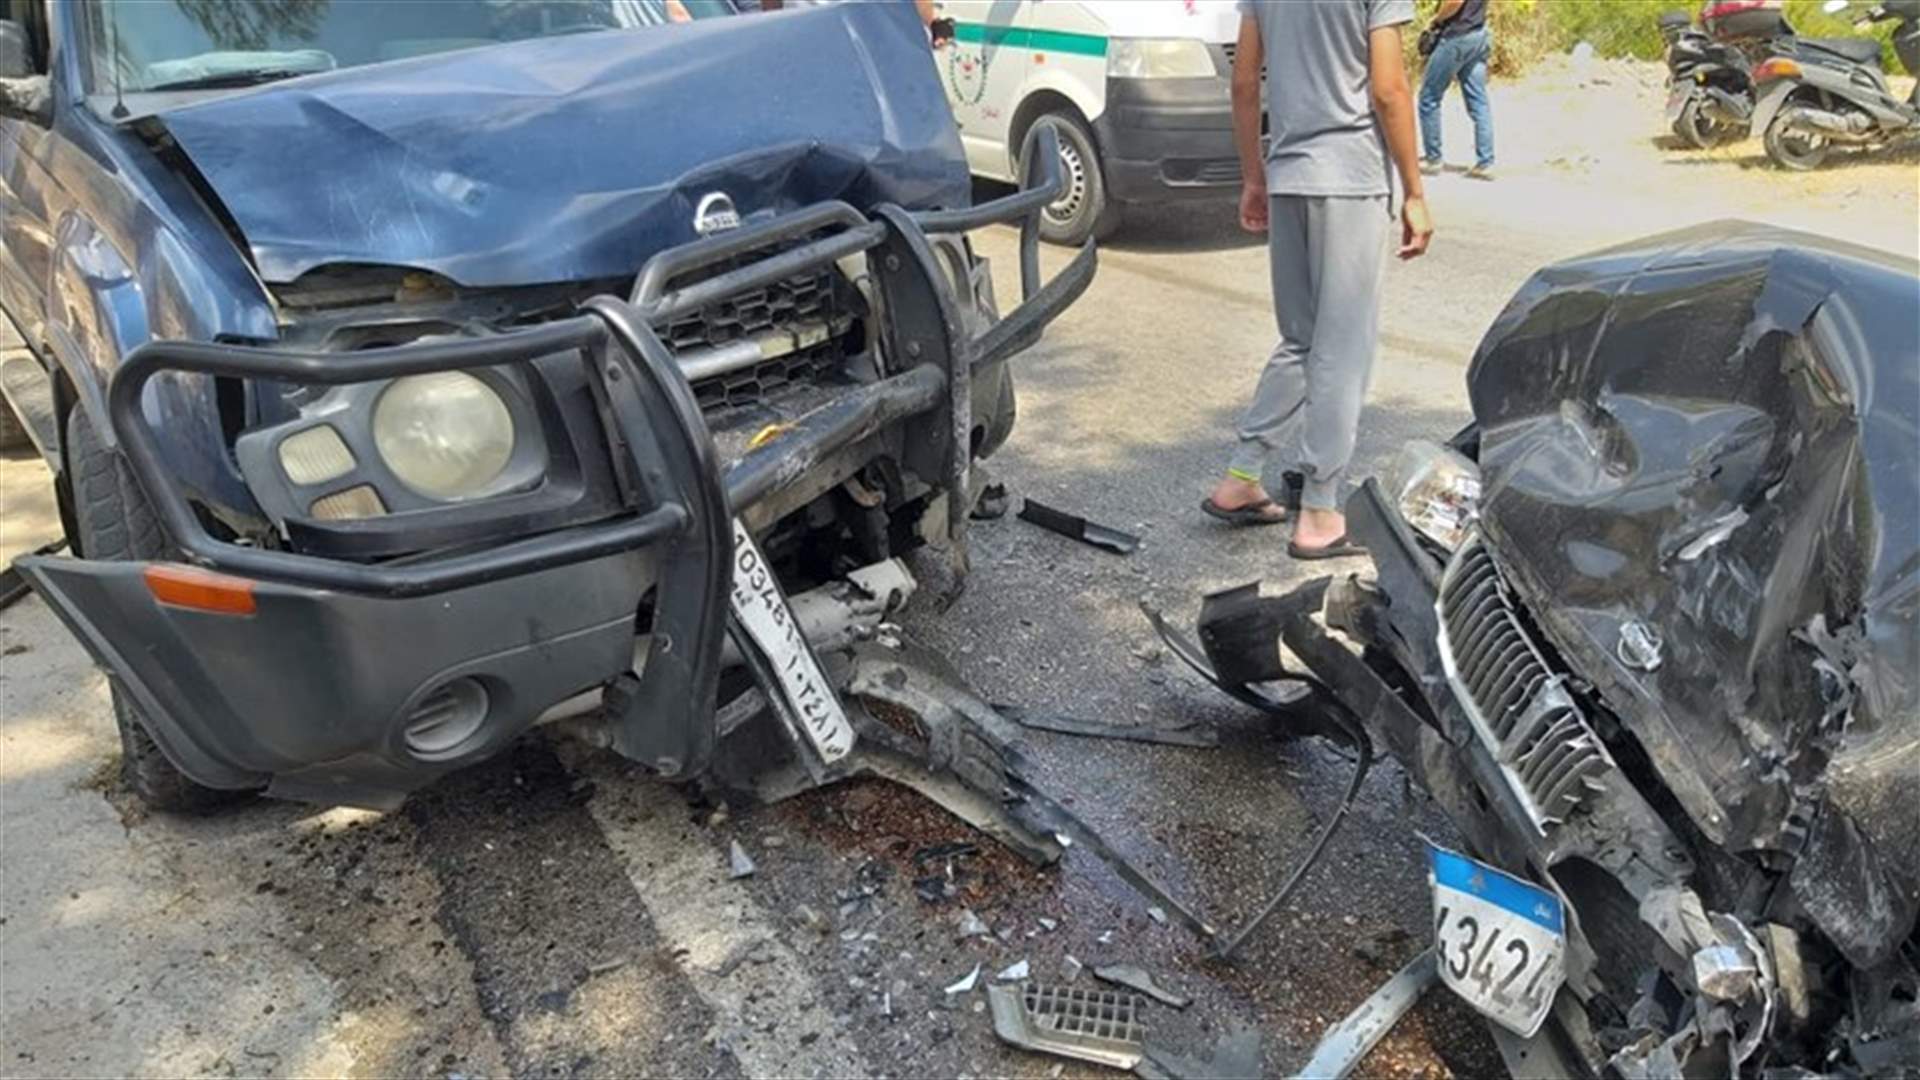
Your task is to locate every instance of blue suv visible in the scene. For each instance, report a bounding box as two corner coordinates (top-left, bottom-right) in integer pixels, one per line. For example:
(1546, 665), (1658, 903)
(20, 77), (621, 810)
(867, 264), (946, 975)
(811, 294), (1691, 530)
(0, 0), (1093, 813)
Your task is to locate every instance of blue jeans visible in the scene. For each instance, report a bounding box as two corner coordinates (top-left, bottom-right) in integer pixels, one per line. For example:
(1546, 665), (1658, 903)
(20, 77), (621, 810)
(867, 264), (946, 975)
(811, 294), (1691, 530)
(1418, 27), (1493, 168)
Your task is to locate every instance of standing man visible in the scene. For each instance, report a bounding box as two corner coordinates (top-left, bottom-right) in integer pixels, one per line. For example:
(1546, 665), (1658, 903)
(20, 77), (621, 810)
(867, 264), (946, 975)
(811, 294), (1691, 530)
(1202, 0), (1433, 558)
(1418, 0), (1495, 178)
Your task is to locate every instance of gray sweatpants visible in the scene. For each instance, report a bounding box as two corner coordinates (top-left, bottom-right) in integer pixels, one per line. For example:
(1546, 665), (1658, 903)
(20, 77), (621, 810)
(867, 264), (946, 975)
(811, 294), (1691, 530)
(1227, 194), (1390, 511)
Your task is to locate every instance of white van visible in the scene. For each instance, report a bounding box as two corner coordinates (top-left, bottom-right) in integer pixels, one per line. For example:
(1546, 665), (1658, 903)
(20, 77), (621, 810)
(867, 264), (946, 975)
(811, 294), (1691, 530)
(932, 0), (1246, 244)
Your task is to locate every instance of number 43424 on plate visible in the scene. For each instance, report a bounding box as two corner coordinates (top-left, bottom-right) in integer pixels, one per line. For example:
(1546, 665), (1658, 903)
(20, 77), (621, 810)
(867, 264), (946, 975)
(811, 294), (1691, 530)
(1427, 843), (1567, 1037)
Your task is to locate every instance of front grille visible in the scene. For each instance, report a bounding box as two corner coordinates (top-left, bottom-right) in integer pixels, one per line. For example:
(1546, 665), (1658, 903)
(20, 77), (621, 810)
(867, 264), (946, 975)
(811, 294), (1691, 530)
(1437, 534), (1613, 831)
(651, 256), (856, 414)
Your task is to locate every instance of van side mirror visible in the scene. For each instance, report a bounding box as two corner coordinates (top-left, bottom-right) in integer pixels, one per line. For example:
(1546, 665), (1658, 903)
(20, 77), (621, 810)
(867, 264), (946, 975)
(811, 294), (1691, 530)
(0, 19), (51, 125)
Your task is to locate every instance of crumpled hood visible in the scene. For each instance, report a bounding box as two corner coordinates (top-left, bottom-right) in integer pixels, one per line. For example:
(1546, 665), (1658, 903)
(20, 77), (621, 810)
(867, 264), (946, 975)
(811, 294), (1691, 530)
(1466, 221), (1919, 968)
(152, 5), (969, 287)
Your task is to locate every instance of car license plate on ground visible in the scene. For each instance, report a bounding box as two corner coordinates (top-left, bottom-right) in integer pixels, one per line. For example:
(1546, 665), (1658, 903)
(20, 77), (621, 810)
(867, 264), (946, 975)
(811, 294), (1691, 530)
(729, 520), (855, 764)
(1428, 843), (1565, 1037)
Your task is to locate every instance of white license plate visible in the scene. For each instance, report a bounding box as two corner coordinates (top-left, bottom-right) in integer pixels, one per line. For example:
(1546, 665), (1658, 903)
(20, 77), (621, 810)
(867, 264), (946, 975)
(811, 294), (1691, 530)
(728, 520), (855, 764)
(1428, 843), (1566, 1037)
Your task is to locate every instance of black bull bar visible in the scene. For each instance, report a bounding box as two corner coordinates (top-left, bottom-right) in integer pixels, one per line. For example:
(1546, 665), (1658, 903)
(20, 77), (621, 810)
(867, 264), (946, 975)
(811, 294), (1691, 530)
(20, 137), (1095, 793)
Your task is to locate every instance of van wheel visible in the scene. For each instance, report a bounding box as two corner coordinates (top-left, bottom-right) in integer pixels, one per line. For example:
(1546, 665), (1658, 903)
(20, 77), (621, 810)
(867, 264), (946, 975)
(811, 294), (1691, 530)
(1023, 112), (1121, 247)
(1763, 106), (1832, 170)
(66, 408), (244, 813)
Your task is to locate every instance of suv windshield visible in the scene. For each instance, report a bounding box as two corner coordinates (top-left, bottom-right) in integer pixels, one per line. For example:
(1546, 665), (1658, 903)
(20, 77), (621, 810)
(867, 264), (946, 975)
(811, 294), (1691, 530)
(89, 0), (737, 94)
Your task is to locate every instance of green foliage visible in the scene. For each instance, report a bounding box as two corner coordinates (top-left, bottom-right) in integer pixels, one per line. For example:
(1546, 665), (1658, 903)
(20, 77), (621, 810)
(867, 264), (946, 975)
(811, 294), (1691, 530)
(1412, 0), (1908, 76)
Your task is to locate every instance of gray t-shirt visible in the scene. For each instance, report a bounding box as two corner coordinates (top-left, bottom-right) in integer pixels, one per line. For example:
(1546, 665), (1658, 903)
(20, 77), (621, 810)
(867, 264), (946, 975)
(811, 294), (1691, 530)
(1236, 0), (1415, 198)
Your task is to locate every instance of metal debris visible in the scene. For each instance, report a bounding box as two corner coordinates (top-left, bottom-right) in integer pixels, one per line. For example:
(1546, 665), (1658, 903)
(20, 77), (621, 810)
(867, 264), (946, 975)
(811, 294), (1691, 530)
(945, 963), (982, 995)
(1017, 498), (1141, 555)
(1294, 948), (1437, 1079)
(1692, 943), (1758, 1001)
(956, 909), (991, 940)
(997, 959), (1031, 982)
(998, 706), (1218, 748)
(727, 840), (756, 879)
(987, 982), (1149, 1072)
(1093, 964), (1191, 1009)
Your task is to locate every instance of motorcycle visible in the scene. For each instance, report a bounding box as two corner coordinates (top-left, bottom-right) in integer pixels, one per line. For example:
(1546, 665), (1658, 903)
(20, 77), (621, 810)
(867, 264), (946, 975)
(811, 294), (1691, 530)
(1661, 10), (1766, 147)
(1752, 0), (1920, 169)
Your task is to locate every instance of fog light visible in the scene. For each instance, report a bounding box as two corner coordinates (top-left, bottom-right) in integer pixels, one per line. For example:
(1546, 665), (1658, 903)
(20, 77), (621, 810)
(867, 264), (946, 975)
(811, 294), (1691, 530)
(402, 678), (490, 759)
(309, 484), (387, 520)
(278, 424), (356, 485)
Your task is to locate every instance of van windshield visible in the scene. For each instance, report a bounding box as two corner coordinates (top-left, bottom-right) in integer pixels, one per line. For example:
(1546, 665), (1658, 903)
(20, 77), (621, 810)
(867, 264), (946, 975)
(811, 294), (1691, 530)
(88, 0), (737, 94)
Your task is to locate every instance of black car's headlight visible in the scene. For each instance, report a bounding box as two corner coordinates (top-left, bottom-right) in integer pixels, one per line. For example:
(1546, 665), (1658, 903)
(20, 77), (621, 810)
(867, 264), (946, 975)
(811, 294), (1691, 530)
(1385, 439), (1482, 552)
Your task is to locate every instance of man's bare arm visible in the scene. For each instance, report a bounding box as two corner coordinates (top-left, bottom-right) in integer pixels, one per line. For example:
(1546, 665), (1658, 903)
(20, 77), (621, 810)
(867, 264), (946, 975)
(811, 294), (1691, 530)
(1232, 15), (1267, 232)
(1368, 24), (1432, 257)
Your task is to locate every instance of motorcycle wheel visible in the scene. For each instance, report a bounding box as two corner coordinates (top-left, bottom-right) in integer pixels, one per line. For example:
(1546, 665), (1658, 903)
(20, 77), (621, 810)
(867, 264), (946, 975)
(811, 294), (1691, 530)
(1764, 106), (1832, 170)
(1677, 99), (1742, 149)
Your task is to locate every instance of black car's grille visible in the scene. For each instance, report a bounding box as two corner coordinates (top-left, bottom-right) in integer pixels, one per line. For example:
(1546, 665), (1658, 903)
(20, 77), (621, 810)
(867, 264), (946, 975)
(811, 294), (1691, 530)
(1438, 534), (1613, 830)
(651, 258), (856, 414)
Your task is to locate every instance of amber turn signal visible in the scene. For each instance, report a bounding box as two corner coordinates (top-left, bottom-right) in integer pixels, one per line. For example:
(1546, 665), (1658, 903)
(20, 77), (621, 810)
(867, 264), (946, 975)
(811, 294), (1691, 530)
(143, 565), (258, 616)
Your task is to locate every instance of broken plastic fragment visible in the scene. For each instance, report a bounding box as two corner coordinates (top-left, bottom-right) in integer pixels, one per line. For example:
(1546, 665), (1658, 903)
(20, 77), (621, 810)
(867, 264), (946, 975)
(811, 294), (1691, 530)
(1038, 917), (1059, 932)
(1063, 955), (1083, 983)
(956, 909), (990, 939)
(997, 959), (1031, 982)
(1097, 930), (1115, 946)
(1092, 964), (1191, 1009)
(945, 963), (982, 995)
(728, 840), (756, 879)
(1147, 906), (1168, 925)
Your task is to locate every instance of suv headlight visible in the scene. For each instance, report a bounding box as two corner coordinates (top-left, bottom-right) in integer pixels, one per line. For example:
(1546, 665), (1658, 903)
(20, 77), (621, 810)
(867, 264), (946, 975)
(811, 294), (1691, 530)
(372, 372), (516, 500)
(1107, 38), (1217, 79)
(1386, 440), (1481, 551)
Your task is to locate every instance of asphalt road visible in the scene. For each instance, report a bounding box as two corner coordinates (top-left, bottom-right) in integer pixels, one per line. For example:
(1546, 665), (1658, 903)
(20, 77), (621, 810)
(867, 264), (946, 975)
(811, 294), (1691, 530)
(3, 71), (1914, 1078)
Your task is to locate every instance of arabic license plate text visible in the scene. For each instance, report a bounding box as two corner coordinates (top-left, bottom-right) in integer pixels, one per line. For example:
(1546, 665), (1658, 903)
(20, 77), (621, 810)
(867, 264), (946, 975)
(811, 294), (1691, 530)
(729, 520), (855, 763)
(1428, 843), (1566, 1037)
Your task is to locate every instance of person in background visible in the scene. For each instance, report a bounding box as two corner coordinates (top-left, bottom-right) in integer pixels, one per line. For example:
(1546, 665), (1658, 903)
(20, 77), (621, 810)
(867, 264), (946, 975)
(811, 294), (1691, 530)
(1418, 0), (1494, 179)
(1201, 0), (1433, 559)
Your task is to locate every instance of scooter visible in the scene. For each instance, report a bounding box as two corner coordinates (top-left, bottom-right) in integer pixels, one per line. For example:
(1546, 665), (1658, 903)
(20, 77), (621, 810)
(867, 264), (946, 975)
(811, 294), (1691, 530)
(1751, 0), (1920, 169)
(1661, 14), (1763, 147)
(1660, 2), (1802, 149)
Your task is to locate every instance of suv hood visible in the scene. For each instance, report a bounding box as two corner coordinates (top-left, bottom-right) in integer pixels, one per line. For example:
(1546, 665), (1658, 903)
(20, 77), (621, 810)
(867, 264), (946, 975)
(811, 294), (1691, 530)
(1466, 221), (1919, 968)
(151, 5), (968, 287)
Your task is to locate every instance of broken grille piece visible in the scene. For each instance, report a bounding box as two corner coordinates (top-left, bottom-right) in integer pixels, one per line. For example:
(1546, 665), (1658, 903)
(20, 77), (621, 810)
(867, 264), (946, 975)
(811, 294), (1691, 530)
(1436, 534), (1614, 830)
(987, 982), (1149, 1071)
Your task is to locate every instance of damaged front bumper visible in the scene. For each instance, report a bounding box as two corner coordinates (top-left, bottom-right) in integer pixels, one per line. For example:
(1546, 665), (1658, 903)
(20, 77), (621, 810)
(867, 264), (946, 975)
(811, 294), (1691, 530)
(1263, 483), (1806, 1076)
(21, 170), (1096, 810)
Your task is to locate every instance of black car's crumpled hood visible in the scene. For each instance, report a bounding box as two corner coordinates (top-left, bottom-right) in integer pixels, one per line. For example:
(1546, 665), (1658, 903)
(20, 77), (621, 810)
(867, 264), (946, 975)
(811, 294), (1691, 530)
(1466, 221), (1919, 968)
(151, 4), (969, 286)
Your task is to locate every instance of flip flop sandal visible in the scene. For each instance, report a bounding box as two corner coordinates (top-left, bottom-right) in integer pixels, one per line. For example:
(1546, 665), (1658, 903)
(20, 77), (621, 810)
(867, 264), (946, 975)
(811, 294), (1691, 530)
(1200, 498), (1287, 526)
(1287, 534), (1369, 560)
